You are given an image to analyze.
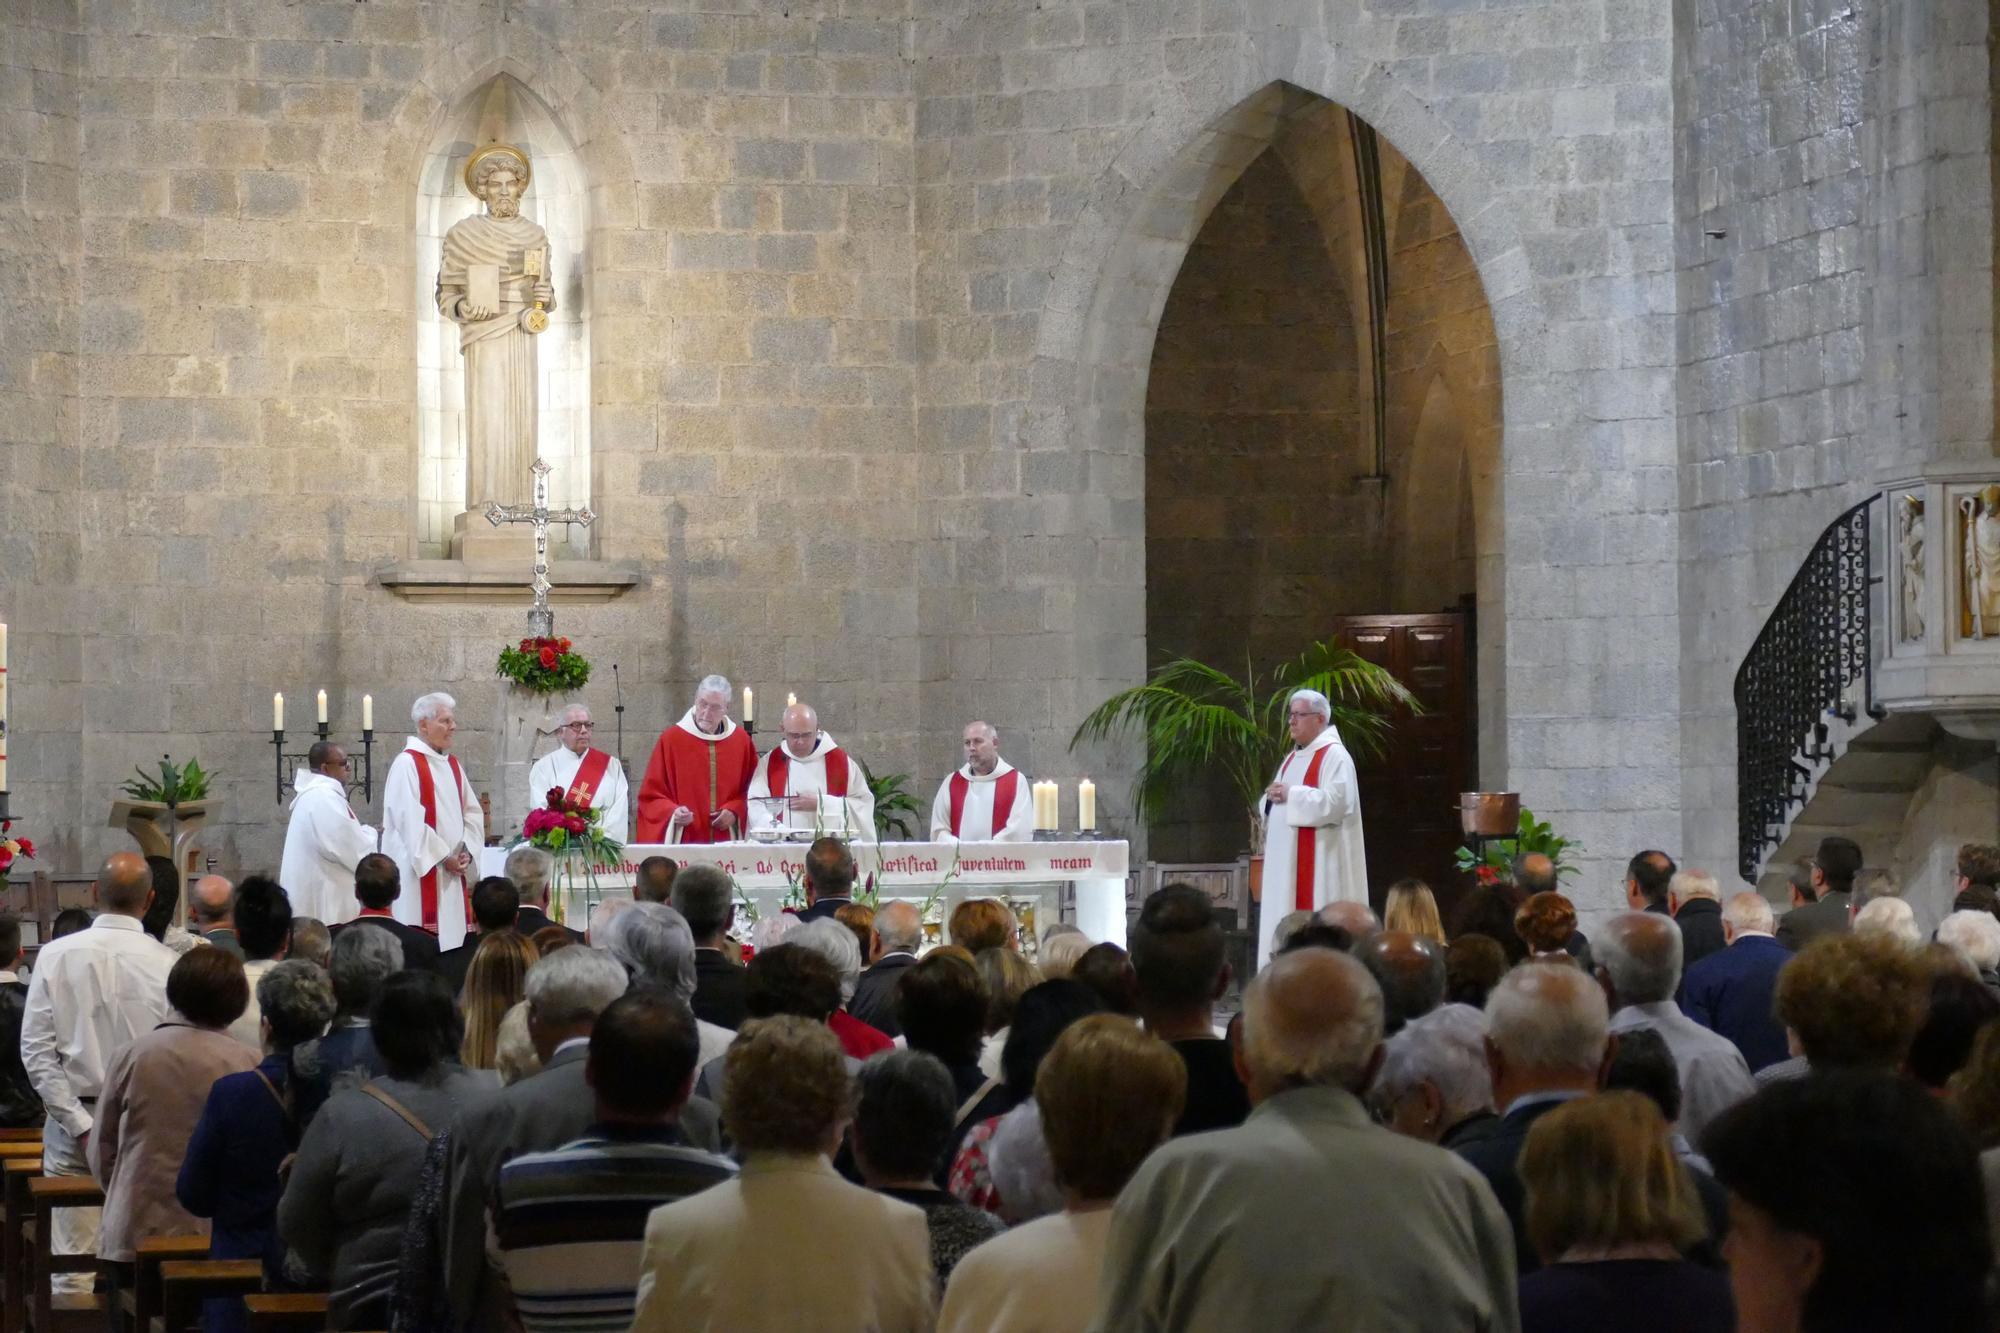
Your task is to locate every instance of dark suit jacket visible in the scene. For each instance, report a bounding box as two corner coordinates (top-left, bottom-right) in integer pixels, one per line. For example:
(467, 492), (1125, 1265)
(332, 914), (441, 973)
(795, 896), (853, 924)
(691, 948), (748, 1029)
(177, 1052), (299, 1282)
(435, 939), (479, 994)
(441, 1044), (721, 1329)
(515, 906), (584, 945)
(291, 1021), (387, 1130)
(1674, 897), (1727, 971)
(1679, 935), (1793, 1071)
(850, 952), (919, 1036)
(1775, 891), (1850, 951)
(0, 980), (43, 1129)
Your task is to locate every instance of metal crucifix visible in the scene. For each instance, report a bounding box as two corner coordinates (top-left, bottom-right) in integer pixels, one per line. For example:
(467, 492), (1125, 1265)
(486, 456), (595, 638)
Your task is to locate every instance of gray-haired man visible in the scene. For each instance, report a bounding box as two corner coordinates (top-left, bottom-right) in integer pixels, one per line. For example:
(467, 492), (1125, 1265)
(528, 702), (630, 844)
(636, 675), (757, 843)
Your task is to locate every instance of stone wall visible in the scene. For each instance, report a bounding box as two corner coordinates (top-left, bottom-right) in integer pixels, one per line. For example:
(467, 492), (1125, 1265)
(1, 0), (1690, 912)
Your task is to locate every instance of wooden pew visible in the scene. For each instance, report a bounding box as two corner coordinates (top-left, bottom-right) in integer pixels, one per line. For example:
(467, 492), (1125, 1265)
(3, 1155), (42, 1333)
(29, 1174), (106, 1331)
(158, 1258), (263, 1332)
(243, 1291), (332, 1331)
(112, 1234), (211, 1333)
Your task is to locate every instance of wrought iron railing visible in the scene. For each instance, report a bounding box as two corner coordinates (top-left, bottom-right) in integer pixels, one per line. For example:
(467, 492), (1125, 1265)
(1735, 495), (1885, 881)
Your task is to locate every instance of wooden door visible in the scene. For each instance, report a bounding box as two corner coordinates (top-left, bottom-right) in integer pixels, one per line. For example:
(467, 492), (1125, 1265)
(1329, 610), (1475, 920)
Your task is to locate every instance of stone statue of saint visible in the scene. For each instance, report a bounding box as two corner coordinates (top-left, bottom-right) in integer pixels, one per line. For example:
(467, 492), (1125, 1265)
(1899, 494), (1924, 642)
(1963, 485), (2000, 639)
(436, 144), (555, 511)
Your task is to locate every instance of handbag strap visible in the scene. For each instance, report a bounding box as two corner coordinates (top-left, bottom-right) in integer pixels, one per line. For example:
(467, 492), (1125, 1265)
(359, 1082), (435, 1143)
(953, 1075), (1001, 1130)
(252, 1069), (294, 1128)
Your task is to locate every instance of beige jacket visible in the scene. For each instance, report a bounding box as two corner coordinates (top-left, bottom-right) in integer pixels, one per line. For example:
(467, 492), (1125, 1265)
(89, 1019), (259, 1261)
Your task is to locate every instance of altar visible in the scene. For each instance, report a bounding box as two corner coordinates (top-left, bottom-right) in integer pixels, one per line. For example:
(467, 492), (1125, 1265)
(477, 838), (1132, 947)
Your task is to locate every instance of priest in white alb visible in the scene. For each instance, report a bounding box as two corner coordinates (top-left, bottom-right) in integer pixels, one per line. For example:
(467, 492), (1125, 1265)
(929, 720), (1033, 842)
(382, 692), (485, 950)
(526, 703), (629, 844)
(1256, 688), (1367, 967)
(278, 741), (378, 923)
(747, 702), (876, 842)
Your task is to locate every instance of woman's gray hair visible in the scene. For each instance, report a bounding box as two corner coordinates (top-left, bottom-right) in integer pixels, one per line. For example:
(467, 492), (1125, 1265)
(256, 959), (336, 1050)
(792, 917), (863, 1004)
(328, 922), (402, 1015)
(695, 674), (733, 702)
(587, 896), (632, 947)
(524, 944), (630, 1026)
(1939, 910), (2000, 972)
(412, 691), (456, 725)
(495, 1000), (541, 1086)
(1369, 1002), (1493, 1125)
(505, 844), (554, 899)
(604, 902), (698, 1004)
(1038, 927), (1093, 980)
(1288, 688), (1332, 720)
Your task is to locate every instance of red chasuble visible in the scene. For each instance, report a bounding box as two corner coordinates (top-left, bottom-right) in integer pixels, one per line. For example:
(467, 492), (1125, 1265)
(563, 747), (614, 808)
(636, 723), (758, 843)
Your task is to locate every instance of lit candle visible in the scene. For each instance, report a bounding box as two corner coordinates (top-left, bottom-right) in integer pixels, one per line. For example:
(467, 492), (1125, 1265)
(273, 692), (285, 731)
(787, 692), (797, 708)
(1078, 778), (1096, 832)
(742, 687), (754, 724)
(362, 694), (373, 732)
(316, 689), (328, 725)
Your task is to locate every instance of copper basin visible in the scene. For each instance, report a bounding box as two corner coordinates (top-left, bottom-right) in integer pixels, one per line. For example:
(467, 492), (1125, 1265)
(1459, 791), (1521, 838)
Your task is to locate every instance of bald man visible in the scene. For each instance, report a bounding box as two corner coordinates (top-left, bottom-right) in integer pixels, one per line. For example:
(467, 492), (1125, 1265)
(190, 874), (243, 957)
(745, 702), (876, 842)
(929, 721), (1034, 842)
(1095, 948), (1518, 1330)
(21, 853), (178, 1288)
(1355, 931), (1446, 1035)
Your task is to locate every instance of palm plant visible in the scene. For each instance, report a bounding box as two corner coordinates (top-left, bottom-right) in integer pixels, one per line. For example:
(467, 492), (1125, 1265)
(1070, 640), (1418, 849)
(866, 770), (925, 841)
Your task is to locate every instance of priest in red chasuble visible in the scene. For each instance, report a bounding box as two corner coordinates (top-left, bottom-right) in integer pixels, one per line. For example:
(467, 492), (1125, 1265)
(527, 703), (630, 844)
(636, 675), (757, 844)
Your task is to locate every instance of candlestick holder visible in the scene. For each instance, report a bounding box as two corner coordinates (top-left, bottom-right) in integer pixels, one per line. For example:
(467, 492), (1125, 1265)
(272, 723), (379, 805)
(0, 789), (10, 824)
(1032, 828), (1062, 842)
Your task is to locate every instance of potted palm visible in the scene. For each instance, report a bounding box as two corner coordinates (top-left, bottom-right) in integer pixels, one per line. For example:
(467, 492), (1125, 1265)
(1070, 640), (1417, 895)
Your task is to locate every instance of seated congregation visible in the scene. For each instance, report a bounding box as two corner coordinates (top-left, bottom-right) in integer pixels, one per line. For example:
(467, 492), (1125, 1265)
(10, 833), (2000, 1332)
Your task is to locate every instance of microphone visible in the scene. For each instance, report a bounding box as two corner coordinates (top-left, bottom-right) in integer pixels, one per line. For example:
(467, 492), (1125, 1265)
(612, 665), (625, 774)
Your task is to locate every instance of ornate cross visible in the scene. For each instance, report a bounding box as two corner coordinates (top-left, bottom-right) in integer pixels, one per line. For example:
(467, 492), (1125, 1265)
(486, 456), (595, 638)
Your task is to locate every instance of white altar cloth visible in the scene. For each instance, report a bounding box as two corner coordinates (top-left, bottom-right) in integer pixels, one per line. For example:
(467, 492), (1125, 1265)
(478, 839), (1131, 945)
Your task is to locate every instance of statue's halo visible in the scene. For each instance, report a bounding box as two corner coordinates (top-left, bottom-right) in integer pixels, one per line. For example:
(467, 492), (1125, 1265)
(463, 142), (532, 196)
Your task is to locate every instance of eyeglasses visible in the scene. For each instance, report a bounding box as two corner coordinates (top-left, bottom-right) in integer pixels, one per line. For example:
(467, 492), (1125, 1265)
(563, 721), (595, 731)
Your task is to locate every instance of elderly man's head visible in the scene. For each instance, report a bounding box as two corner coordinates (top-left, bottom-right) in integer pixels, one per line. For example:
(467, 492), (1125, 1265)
(1624, 850), (1676, 911)
(670, 865), (735, 946)
(792, 918), (864, 1006)
(1667, 869), (1720, 914)
(780, 702), (820, 759)
(1854, 895), (1921, 945)
(805, 837), (855, 903)
(1317, 900), (1379, 942)
(524, 943), (631, 1060)
(412, 691), (458, 752)
(1285, 689), (1330, 747)
(1483, 961), (1611, 1100)
(1514, 853), (1558, 895)
(1939, 910), (2000, 975)
(1236, 947), (1384, 1103)
(691, 674), (732, 734)
(604, 901), (698, 1003)
(1355, 931), (1446, 1034)
(556, 704), (594, 755)
(1369, 1002), (1493, 1143)
(190, 873), (234, 927)
(1594, 911), (1684, 1008)
(1722, 891), (1776, 942)
(328, 922), (402, 1016)
(874, 900), (924, 957)
(504, 845), (553, 910)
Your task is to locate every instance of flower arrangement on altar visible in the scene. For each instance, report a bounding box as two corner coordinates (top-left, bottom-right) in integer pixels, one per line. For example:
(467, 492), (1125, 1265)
(515, 787), (623, 926)
(496, 636), (591, 696)
(0, 821), (36, 886)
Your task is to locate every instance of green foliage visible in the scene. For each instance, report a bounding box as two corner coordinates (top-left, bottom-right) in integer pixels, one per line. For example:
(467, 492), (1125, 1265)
(1453, 807), (1584, 880)
(866, 770), (924, 841)
(1069, 640), (1418, 829)
(121, 755), (213, 808)
(496, 636), (591, 696)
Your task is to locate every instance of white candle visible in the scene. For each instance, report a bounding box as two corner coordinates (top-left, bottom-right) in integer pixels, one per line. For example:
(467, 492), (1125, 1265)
(316, 689), (328, 725)
(362, 694), (373, 732)
(273, 692), (285, 731)
(742, 687), (754, 723)
(787, 692), (797, 708)
(1078, 778), (1096, 832)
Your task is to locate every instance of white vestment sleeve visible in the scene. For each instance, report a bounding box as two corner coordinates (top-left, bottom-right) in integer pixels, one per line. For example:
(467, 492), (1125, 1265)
(458, 765), (485, 851)
(601, 760), (630, 844)
(929, 776), (956, 842)
(308, 792), (379, 872)
(526, 751), (558, 812)
(746, 754), (777, 833)
(843, 758), (876, 842)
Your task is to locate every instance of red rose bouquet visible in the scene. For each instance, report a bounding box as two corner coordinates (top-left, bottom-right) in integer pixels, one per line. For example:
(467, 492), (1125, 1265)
(496, 636), (591, 696)
(513, 786), (624, 926)
(0, 821), (36, 886)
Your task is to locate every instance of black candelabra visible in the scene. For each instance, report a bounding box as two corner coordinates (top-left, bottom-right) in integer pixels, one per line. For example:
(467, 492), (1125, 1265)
(272, 718), (377, 804)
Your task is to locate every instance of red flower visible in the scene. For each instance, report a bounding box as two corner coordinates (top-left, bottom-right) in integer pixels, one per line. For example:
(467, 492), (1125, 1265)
(538, 646), (558, 669)
(0, 849), (12, 871)
(1474, 865), (1499, 886)
(564, 814), (586, 835)
(519, 639), (533, 653)
(558, 637), (572, 652)
(13, 840), (32, 859)
(546, 787), (566, 808)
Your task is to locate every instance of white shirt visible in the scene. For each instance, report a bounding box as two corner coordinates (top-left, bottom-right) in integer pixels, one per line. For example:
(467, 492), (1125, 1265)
(227, 958), (282, 1051)
(279, 768), (379, 924)
(1609, 1001), (1757, 1144)
(526, 745), (630, 844)
(929, 759), (1035, 842)
(939, 1206), (1115, 1333)
(20, 915), (177, 1137)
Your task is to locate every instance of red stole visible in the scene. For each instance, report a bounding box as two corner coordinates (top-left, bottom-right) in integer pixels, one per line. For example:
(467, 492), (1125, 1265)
(768, 747), (849, 799)
(564, 747), (613, 808)
(949, 769), (1019, 838)
(1292, 746), (1330, 912)
(407, 748), (473, 932)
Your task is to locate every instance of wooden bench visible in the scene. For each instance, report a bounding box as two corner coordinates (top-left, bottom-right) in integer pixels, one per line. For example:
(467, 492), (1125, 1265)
(29, 1174), (106, 1331)
(0, 1127), (44, 1144)
(110, 1233), (212, 1333)
(244, 1290), (332, 1331)
(158, 1258), (264, 1332)
(3, 1155), (42, 1333)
